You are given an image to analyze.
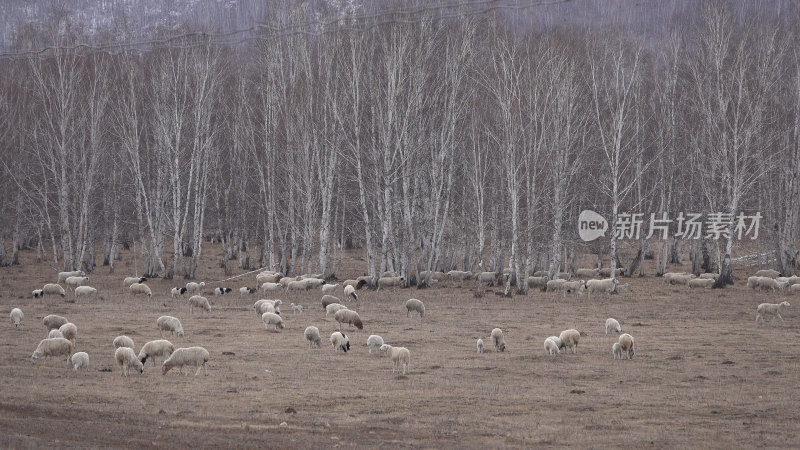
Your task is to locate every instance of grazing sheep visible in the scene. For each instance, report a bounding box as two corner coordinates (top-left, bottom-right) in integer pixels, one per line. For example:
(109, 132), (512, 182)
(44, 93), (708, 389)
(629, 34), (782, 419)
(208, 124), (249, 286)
(330, 331), (350, 353)
(405, 298), (425, 318)
(321, 284), (339, 295)
(544, 336), (561, 355)
(755, 269), (781, 279)
(256, 272), (283, 285)
(447, 270), (473, 282)
(260, 282), (282, 293)
(586, 278), (619, 296)
(171, 287), (188, 298)
(302, 278), (325, 290)
(42, 284), (66, 298)
(162, 347), (210, 376)
(546, 279), (567, 293)
(757, 277), (789, 292)
(286, 280), (311, 292)
(377, 276), (405, 290)
(477, 338), (485, 354)
(255, 301), (281, 317)
(334, 309), (364, 330)
(58, 270), (86, 283)
(43, 314), (68, 331)
(123, 276), (147, 288)
(213, 287), (232, 296)
(612, 343), (623, 360)
(791, 284), (800, 293)
(157, 316), (184, 338)
(64, 276), (89, 289)
(185, 281), (205, 295)
(71, 352), (89, 371)
(558, 329), (582, 354)
(688, 278), (715, 289)
(575, 268), (600, 278)
(239, 287), (257, 297)
(343, 279), (368, 290)
(699, 273), (719, 280)
(747, 276), (762, 289)
(618, 333), (635, 359)
(75, 286), (97, 297)
(304, 326), (323, 348)
(526, 276), (548, 291)
(279, 277), (298, 288)
(664, 272), (695, 286)
(321, 294), (341, 310)
(379, 344), (411, 376)
(138, 339), (175, 366)
(756, 301), (791, 323)
(129, 283), (152, 297)
(32, 289), (44, 298)
(261, 312), (285, 332)
(785, 276), (800, 286)
(10, 308), (23, 327)
(562, 280), (586, 297)
(475, 271), (502, 285)
(605, 318), (621, 335)
(31, 337), (73, 363)
(343, 285), (359, 302)
(113, 335), (135, 349)
(326, 303), (348, 316)
(48, 329), (64, 339)
(115, 347), (144, 376)
(490, 328), (506, 352)
(367, 335), (384, 354)
(290, 303), (303, 314)
(188, 295), (211, 314)
(599, 268), (625, 277)
(58, 322), (78, 344)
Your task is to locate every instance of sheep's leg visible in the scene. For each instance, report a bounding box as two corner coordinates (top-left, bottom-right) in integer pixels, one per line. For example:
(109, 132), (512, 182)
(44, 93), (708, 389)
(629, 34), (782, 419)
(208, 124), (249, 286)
(777, 313), (784, 321)
(194, 365), (202, 377)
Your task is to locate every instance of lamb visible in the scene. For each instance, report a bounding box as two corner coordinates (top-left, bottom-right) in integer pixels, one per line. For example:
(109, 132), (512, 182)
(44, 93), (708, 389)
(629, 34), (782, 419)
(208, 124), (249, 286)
(304, 326), (323, 348)
(367, 335), (384, 354)
(188, 295), (211, 314)
(755, 269), (781, 278)
(113, 335), (135, 349)
(138, 339), (175, 366)
(261, 312), (285, 331)
(171, 287), (188, 298)
(129, 282), (152, 297)
(544, 336), (561, 355)
(343, 285), (358, 301)
(213, 287), (232, 296)
(290, 303), (303, 314)
(605, 318), (621, 334)
(755, 301), (791, 323)
(490, 328), (506, 352)
(326, 303), (348, 315)
(612, 343), (623, 359)
(58, 322), (78, 344)
(261, 282), (282, 293)
(286, 280), (311, 292)
(74, 286), (97, 297)
(115, 347), (144, 376)
(330, 331), (350, 353)
(10, 308), (23, 327)
(688, 278), (715, 289)
(575, 268), (600, 278)
(334, 309), (364, 330)
(476, 338), (485, 354)
(157, 315), (185, 338)
(558, 329), (582, 354)
(31, 337), (73, 363)
(321, 294), (341, 310)
(377, 276), (404, 290)
(185, 281), (205, 295)
(32, 289), (44, 298)
(379, 344), (411, 376)
(71, 352), (89, 371)
(64, 276), (89, 289)
(58, 270), (86, 283)
(43, 314), (68, 331)
(239, 287), (257, 297)
(618, 333), (635, 359)
(162, 347), (210, 376)
(48, 329), (64, 339)
(586, 278), (619, 296)
(405, 298), (425, 318)
(42, 283), (66, 298)
(321, 284), (339, 295)
(122, 276), (147, 288)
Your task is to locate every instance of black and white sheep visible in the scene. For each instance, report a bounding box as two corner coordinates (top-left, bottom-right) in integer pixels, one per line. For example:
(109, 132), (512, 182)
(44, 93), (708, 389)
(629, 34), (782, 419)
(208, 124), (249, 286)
(405, 299), (425, 318)
(31, 337), (73, 363)
(304, 326), (322, 348)
(162, 347), (210, 376)
(213, 287), (232, 296)
(171, 287), (187, 298)
(138, 339), (175, 366)
(10, 308), (23, 327)
(157, 315), (184, 337)
(330, 331), (350, 353)
(32, 289), (44, 298)
(343, 285), (358, 301)
(239, 287), (257, 297)
(756, 301), (790, 323)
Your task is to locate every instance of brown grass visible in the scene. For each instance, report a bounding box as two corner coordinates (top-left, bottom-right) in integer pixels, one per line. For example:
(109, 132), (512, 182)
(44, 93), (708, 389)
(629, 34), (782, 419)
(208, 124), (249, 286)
(1, 247), (799, 448)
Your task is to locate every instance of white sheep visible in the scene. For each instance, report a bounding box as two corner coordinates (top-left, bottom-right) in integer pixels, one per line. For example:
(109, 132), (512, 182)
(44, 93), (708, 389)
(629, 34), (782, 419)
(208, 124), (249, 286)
(32, 289), (44, 298)
(129, 282), (152, 297)
(544, 336), (561, 355)
(756, 301), (790, 323)
(599, 267), (625, 277)
(586, 278), (619, 296)
(405, 299), (425, 318)
(325, 303), (347, 316)
(747, 276), (762, 289)
(321, 294), (341, 310)
(113, 335), (134, 349)
(757, 277), (789, 292)
(71, 352), (89, 371)
(546, 279), (567, 293)
(74, 286), (97, 297)
(476, 338), (485, 354)
(605, 318), (621, 335)
(526, 276), (547, 290)
(289, 303), (303, 314)
(447, 270), (473, 281)
(791, 284), (800, 293)
(575, 268), (600, 278)
(115, 347), (144, 376)
(664, 272), (695, 285)
(239, 287), (257, 297)
(42, 283), (66, 298)
(213, 287), (232, 296)
(562, 280), (586, 297)
(475, 271), (503, 285)
(321, 283), (339, 295)
(171, 287), (187, 298)
(43, 314), (68, 331)
(304, 326), (323, 348)
(688, 278), (715, 289)
(31, 337), (73, 363)
(256, 272), (283, 285)
(377, 276), (404, 290)
(254, 299), (282, 314)
(379, 344), (411, 376)
(10, 308), (23, 327)
(755, 269), (781, 278)
(58, 270), (86, 283)
(138, 339), (175, 366)
(279, 277), (297, 288)
(698, 273), (719, 280)
(122, 276), (147, 288)
(48, 329), (64, 339)
(162, 347), (209, 376)
(58, 322), (78, 344)
(157, 315), (184, 338)
(490, 328), (506, 352)
(303, 278), (325, 289)
(261, 312), (285, 332)
(286, 280), (311, 292)
(558, 329), (582, 354)
(330, 331), (350, 353)
(334, 309), (364, 330)
(343, 284), (358, 301)
(188, 295), (211, 314)
(185, 281), (205, 295)
(367, 335), (384, 354)
(260, 282), (282, 293)
(64, 276), (89, 289)
(618, 333), (635, 359)
(612, 343), (623, 360)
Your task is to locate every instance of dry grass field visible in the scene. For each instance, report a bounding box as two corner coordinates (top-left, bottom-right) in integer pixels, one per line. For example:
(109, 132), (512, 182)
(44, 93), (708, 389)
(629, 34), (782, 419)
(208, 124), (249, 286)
(1, 246), (799, 448)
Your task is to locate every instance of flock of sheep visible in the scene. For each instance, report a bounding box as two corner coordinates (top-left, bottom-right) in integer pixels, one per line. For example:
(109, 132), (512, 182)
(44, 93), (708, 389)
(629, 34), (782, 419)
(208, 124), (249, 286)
(8, 264), (795, 380)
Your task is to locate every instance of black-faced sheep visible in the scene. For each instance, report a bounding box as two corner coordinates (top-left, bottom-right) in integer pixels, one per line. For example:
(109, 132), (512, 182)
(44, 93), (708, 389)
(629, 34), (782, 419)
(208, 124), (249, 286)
(330, 331), (350, 353)
(138, 339), (175, 366)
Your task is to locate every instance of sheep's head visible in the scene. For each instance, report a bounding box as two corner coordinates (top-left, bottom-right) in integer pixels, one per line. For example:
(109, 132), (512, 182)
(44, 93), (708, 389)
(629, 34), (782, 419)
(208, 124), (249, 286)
(140, 277), (147, 283)
(177, 330), (185, 337)
(277, 322), (285, 329)
(781, 301), (791, 307)
(498, 342), (506, 352)
(31, 352), (41, 363)
(380, 344), (390, 353)
(354, 318), (364, 330)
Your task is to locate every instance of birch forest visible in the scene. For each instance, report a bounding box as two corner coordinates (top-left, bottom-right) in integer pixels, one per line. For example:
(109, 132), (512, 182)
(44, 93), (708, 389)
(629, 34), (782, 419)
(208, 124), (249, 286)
(1, 0), (799, 290)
